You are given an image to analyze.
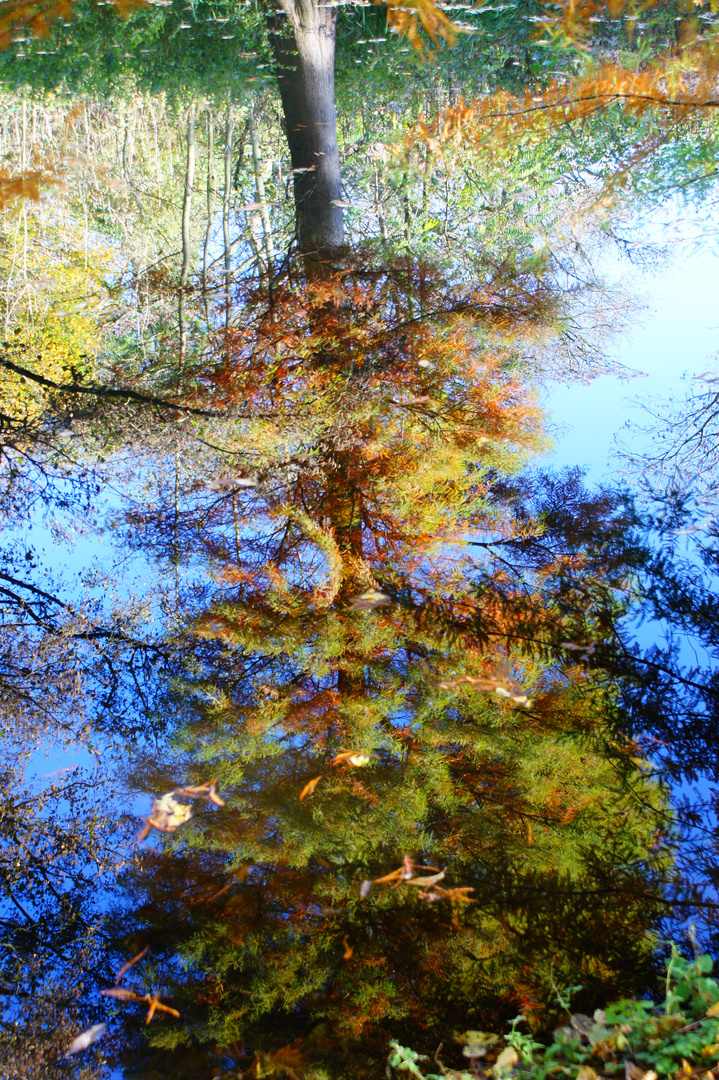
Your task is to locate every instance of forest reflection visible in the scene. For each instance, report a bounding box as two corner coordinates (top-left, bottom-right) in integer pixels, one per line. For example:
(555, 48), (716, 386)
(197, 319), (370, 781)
(3, 5), (719, 1076)
(100, 253), (666, 1077)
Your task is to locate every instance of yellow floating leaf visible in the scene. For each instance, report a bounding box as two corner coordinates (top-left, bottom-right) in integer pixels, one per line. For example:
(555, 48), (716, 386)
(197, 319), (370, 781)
(332, 750), (373, 767)
(495, 1047), (519, 1071)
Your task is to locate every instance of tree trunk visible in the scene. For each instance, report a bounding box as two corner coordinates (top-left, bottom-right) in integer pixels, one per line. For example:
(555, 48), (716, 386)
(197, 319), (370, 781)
(266, 0), (344, 253)
(248, 100), (275, 275)
(179, 103), (196, 360)
(223, 104), (235, 326)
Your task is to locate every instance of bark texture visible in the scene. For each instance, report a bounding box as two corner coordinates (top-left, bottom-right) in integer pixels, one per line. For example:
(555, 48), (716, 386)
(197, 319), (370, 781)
(267, 0), (344, 253)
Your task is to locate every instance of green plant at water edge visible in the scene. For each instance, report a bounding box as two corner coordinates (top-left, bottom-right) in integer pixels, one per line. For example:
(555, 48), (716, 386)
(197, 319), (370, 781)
(389, 947), (719, 1080)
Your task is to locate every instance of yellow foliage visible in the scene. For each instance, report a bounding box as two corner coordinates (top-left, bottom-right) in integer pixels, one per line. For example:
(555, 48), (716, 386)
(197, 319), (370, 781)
(0, 215), (114, 422)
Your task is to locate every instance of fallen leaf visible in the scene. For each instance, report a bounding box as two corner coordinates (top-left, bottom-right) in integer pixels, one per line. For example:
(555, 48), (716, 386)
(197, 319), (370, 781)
(331, 750), (373, 767)
(299, 775), (322, 800)
(342, 935), (353, 959)
(495, 1047), (519, 1071)
(348, 589), (390, 612)
(67, 1023), (106, 1055)
(148, 998), (180, 1021)
(406, 869), (446, 887)
(115, 946), (149, 985)
(433, 885), (475, 903)
(101, 987), (145, 1002)
(148, 793), (193, 832)
(145, 994), (160, 1025)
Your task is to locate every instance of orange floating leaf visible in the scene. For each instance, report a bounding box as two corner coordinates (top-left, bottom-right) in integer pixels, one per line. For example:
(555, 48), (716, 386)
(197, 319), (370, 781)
(115, 946), (149, 985)
(299, 775), (322, 800)
(101, 987), (145, 1002)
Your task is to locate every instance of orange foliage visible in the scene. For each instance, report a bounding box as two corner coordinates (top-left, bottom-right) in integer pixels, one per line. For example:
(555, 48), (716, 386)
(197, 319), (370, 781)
(532, 0), (714, 49)
(0, 0), (147, 50)
(0, 165), (63, 211)
(157, 258), (546, 596)
(411, 40), (719, 184)
(378, 0), (468, 59)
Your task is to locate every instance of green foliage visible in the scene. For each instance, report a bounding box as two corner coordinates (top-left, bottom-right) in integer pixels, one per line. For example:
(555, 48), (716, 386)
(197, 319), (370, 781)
(389, 947), (719, 1080)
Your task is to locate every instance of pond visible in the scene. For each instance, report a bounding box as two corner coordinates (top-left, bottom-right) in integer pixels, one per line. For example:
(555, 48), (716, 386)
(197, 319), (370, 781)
(3, 2), (719, 1077)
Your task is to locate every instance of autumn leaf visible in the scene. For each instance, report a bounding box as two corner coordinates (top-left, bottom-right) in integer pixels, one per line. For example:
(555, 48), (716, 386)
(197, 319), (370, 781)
(406, 868), (446, 887)
(331, 750), (374, 767)
(347, 589), (390, 612)
(299, 775), (323, 800)
(66, 1023), (106, 1056)
(101, 987), (145, 1002)
(115, 946), (149, 985)
(495, 1047), (519, 1071)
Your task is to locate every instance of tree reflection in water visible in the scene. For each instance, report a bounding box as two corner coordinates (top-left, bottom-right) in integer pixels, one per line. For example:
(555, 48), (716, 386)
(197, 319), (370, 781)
(2, 2), (719, 1074)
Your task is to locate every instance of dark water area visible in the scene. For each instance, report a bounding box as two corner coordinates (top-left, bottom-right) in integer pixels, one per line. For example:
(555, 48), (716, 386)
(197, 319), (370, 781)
(4, 2), (719, 1077)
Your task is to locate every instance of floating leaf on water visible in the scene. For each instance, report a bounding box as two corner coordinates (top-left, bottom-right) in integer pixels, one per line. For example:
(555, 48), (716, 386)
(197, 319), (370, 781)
(207, 781), (225, 807)
(209, 473), (258, 491)
(406, 868), (446, 887)
(136, 820), (152, 843)
(178, 780), (226, 807)
(101, 987), (145, 1002)
(331, 750), (373, 767)
(570, 1014), (595, 1038)
(348, 589), (390, 612)
(456, 1031), (499, 1057)
(149, 793), (193, 831)
(144, 993), (180, 1024)
(299, 775), (322, 800)
(67, 1023), (106, 1055)
(432, 884), (475, 903)
(138, 780), (225, 842)
(115, 946), (149, 985)
(417, 889), (442, 902)
(438, 675), (498, 691)
(495, 1046), (519, 1071)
